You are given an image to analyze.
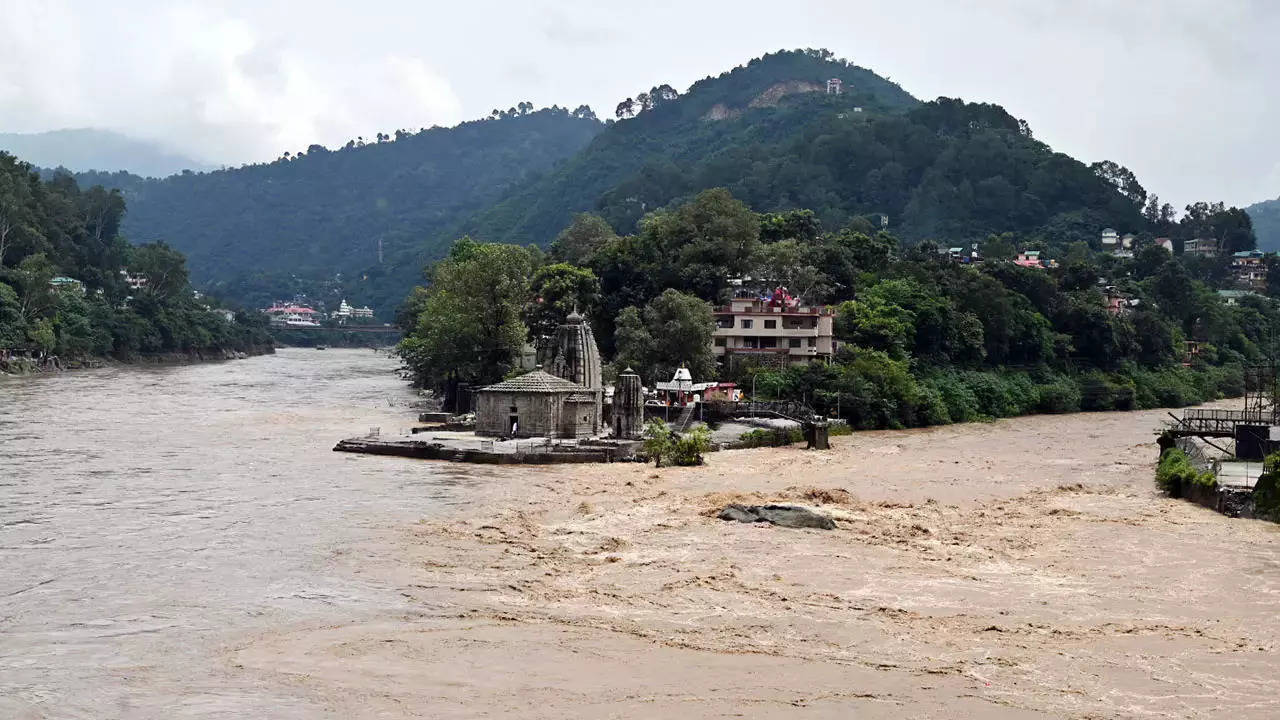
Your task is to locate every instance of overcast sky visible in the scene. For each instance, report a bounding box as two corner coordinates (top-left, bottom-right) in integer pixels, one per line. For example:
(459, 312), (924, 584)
(1, 0), (1277, 209)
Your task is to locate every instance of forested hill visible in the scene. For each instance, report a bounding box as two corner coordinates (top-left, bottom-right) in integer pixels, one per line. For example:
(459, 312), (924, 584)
(458, 48), (1145, 251)
(1247, 196), (1280, 251)
(76, 109), (603, 313)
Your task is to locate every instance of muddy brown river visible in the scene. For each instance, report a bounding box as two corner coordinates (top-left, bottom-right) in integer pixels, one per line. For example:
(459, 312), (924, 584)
(0, 349), (469, 718)
(5, 349), (1280, 718)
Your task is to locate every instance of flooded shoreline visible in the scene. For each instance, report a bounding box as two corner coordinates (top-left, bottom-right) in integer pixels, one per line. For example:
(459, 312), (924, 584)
(4, 352), (1280, 718)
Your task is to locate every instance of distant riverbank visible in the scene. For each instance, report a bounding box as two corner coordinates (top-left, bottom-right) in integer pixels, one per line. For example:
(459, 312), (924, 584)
(0, 343), (275, 377)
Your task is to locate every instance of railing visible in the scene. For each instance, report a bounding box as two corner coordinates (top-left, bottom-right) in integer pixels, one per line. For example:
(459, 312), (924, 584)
(1180, 409), (1272, 422)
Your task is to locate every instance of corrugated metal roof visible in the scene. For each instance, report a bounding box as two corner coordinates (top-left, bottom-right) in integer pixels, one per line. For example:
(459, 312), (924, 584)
(477, 370), (585, 394)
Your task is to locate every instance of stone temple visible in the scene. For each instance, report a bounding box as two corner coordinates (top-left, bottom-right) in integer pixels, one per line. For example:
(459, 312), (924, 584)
(474, 310), (607, 439)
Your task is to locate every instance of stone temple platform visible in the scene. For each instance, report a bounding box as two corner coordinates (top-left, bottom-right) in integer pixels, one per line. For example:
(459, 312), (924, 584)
(334, 430), (642, 464)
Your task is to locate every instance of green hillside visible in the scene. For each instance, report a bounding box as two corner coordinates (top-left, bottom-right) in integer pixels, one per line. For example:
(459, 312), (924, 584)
(0, 153), (271, 361)
(1247, 196), (1280, 251)
(459, 49), (1144, 251)
(76, 108), (603, 314)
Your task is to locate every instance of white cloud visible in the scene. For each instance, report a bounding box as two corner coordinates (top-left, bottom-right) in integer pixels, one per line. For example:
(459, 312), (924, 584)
(0, 0), (465, 164)
(0, 0), (1277, 206)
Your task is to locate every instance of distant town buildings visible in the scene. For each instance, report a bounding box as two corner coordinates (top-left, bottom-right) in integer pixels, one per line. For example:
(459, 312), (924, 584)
(1155, 237), (1174, 252)
(332, 299), (374, 323)
(1183, 237), (1220, 257)
(263, 303), (322, 328)
(1102, 286), (1139, 315)
(1014, 250), (1044, 269)
(1100, 228), (1119, 248)
(826, 78), (842, 95)
(49, 276), (84, 294)
(1217, 289), (1258, 306)
(1231, 250), (1268, 290)
(119, 269), (147, 290)
(712, 287), (836, 369)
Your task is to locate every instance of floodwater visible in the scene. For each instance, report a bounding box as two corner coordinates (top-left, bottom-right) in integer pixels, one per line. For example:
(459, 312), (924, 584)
(0, 349), (468, 718)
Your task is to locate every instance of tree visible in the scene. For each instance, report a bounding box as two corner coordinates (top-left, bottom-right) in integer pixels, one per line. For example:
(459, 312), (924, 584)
(3, 252), (56, 323)
(641, 418), (673, 467)
(614, 289), (715, 384)
(524, 263), (600, 339)
(615, 98), (637, 119)
(550, 213), (617, 265)
(129, 242), (190, 300)
(642, 188), (760, 301)
(750, 240), (830, 301)
(1090, 160), (1147, 210)
(397, 239), (533, 393)
(0, 280), (26, 346)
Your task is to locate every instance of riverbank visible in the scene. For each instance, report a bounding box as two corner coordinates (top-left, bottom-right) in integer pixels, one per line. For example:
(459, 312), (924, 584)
(230, 405), (1280, 718)
(0, 344), (275, 377)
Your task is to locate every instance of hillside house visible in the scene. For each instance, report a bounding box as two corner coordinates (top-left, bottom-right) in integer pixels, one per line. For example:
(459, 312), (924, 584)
(1231, 250), (1268, 291)
(1184, 238), (1219, 257)
(1014, 250), (1044, 268)
(712, 287), (836, 369)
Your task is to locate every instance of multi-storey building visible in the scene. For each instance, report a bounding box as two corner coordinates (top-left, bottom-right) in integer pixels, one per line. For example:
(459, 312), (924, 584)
(1231, 250), (1268, 290)
(712, 287), (837, 369)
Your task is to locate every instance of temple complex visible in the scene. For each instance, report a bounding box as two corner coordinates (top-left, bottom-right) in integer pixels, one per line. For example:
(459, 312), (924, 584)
(473, 310), (611, 439)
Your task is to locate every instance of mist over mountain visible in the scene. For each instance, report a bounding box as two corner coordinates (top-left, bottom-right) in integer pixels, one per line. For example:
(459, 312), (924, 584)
(0, 129), (212, 178)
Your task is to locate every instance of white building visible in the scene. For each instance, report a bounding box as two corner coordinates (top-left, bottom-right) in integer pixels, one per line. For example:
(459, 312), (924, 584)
(332, 299), (375, 323)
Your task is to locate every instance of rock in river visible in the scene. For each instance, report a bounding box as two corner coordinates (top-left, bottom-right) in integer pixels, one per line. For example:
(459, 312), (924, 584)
(717, 503), (836, 530)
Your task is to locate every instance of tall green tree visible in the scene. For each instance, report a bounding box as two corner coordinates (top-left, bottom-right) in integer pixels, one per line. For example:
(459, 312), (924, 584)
(397, 239), (533, 391)
(524, 262), (601, 339)
(613, 289), (715, 384)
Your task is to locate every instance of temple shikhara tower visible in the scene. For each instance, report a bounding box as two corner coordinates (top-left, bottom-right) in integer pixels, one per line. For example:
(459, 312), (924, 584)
(543, 309), (603, 434)
(473, 309), (608, 439)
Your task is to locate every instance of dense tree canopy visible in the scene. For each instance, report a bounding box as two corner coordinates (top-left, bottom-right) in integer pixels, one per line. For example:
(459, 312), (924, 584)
(0, 152), (269, 359)
(400, 185), (1280, 432)
(74, 108), (604, 316)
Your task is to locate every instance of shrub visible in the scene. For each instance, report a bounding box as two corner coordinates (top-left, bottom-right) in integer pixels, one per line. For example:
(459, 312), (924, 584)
(738, 427), (804, 448)
(1155, 448), (1215, 495)
(641, 418), (673, 467)
(1036, 377), (1081, 413)
(1252, 452), (1280, 521)
(828, 420), (852, 436)
(670, 425), (712, 466)
(920, 371), (979, 423)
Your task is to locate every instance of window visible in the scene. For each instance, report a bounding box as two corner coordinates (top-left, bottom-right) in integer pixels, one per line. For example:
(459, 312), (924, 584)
(807, 338), (815, 347)
(789, 338), (802, 348)
(741, 319), (753, 329)
(761, 337), (777, 348)
(509, 406), (518, 413)
(764, 319), (776, 329)
(716, 316), (734, 329)
(714, 338), (726, 347)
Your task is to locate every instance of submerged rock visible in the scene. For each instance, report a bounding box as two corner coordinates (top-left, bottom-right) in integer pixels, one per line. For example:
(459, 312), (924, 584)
(717, 503), (836, 530)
